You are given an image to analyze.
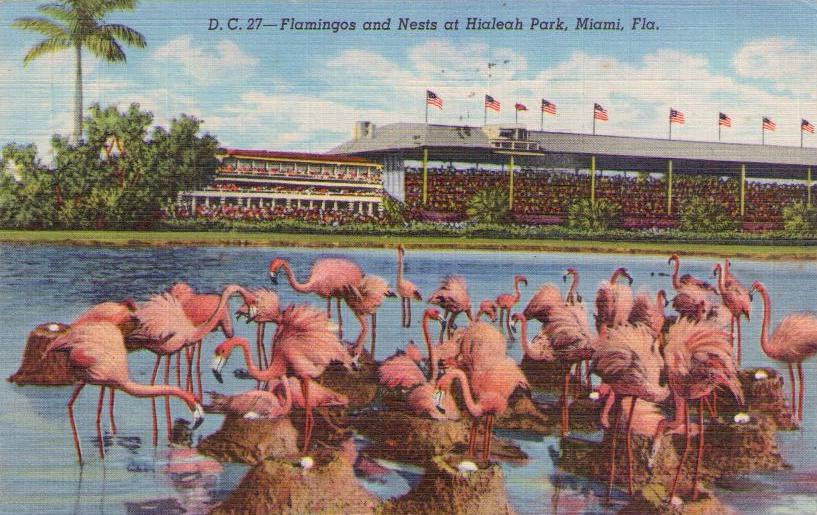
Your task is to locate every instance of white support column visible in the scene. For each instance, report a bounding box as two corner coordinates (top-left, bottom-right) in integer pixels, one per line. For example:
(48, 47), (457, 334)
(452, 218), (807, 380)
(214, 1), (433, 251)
(191, 196), (197, 211)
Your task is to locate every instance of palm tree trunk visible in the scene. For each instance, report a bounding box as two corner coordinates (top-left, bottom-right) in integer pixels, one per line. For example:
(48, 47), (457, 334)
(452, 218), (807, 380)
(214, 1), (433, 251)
(73, 43), (83, 143)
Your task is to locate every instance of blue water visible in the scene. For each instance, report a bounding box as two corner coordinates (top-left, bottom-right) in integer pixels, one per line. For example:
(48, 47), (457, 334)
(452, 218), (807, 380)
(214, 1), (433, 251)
(0, 243), (815, 514)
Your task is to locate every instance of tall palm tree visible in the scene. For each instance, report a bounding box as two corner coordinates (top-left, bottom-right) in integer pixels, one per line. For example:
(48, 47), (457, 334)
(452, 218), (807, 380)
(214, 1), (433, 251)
(13, 1), (146, 143)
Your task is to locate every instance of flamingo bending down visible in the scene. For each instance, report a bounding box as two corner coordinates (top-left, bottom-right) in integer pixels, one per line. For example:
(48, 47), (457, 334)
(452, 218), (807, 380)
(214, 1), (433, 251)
(235, 287), (281, 373)
(435, 320), (508, 378)
(496, 275), (528, 334)
(476, 300), (498, 322)
(212, 304), (353, 454)
(662, 318), (744, 501)
(268, 256), (363, 339)
(750, 281), (817, 424)
(132, 284), (251, 444)
(594, 267), (634, 334)
(591, 323), (669, 501)
(345, 274), (396, 359)
(628, 290), (668, 336)
(205, 379), (293, 419)
(668, 255), (718, 321)
(396, 245), (423, 327)
(45, 322), (203, 464)
(428, 275), (473, 342)
(434, 358), (528, 461)
(713, 262), (751, 366)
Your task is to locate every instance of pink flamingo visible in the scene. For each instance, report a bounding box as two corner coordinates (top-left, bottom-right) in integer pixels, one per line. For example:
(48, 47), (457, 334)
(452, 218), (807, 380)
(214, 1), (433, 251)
(662, 318), (744, 501)
(628, 290), (668, 336)
(428, 275), (473, 342)
(668, 254), (718, 321)
(435, 320), (508, 379)
(750, 281), (817, 424)
(594, 267), (634, 334)
(434, 357), (528, 461)
(476, 300), (498, 322)
(268, 256), (363, 339)
(345, 274), (396, 359)
(44, 322), (203, 464)
(512, 306), (595, 436)
(396, 244), (423, 327)
(523, 283), (563, 324)
(211, 304), (353, 454)
(713, 262), (751, 366)
(133, 284), (251, 443)
(496, 275), (528, 334)
(591, 323), (669, 501)
(205, 379), (293, 419)
(235, 287), (281, 371)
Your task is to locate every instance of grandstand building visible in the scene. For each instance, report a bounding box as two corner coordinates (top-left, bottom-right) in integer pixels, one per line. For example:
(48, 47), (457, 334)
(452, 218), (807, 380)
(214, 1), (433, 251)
(331, 122), (817, 230)
(178, 148), (384, 217)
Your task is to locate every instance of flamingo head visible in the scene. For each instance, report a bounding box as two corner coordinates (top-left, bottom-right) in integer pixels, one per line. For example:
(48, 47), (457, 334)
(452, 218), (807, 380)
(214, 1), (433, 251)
(748, 280), (765, 302)
(712, 263), (722, 278)
(191, 404), (204, 430)
(211, 337), (248, 383)
(667, 254), (679, 266)
(563, 267), (577, 283)
(477, 300), (498, 322)
(515, 275), (528, 287)
(613, 267), (633, 285)
(397, 243), (405, 253)
(657, 289), (668, 307)
(236, 288), (278, 323)
(268, 258), (287, 285)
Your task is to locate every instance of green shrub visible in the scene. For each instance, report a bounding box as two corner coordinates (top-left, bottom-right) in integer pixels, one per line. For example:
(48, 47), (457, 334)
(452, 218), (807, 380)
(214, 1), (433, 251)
(465, 187), (509, 223)
(782, 202), (817, 234)
(566, 199), (621, 231)
(679, 198), (737, 233)
(381, 195), (407, 223)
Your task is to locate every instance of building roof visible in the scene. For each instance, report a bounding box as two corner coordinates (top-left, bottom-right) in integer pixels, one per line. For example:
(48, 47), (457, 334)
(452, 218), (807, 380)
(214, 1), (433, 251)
(330, 123), (817, 179)
(219, 148), (379, 166)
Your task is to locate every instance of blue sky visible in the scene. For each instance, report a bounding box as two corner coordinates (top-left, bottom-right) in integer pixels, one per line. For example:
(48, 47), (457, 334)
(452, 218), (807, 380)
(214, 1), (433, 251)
(1, 0), (816, 159)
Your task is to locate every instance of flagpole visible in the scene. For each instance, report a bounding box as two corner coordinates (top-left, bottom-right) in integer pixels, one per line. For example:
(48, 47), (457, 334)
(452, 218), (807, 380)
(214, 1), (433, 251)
(762, 123), (765, 145)
(592, 107), (596, 135)
(425, 96), (428, 125)
(484, 102), (487, 126)
(540, 105), (544, 131)
(515, 107), (518, 124)
(668, 111), (672, 140)
(801, 126), (804, 148)
(718, 120), (721, 142)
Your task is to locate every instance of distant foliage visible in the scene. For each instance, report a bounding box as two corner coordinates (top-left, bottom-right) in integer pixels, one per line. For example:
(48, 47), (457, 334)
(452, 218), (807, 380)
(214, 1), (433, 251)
(381, 195), (407, 223)
(0, 103), (219, 229)
(679, 198), (738, 233)
(567, 199), (621, 231)
(782, 202), (817, 234)
(466, 187), (509, 223)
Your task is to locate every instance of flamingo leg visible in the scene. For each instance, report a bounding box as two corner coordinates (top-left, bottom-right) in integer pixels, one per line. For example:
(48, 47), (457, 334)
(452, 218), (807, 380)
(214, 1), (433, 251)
(185, 345), (194, 393)
(625, 396), (637, 496)
(798, 362), (805, 424)
(259, 323), (268, 369)
(468, 419), (478, 457)
(149, 355), (161, 447)
(165, 354), (172, 442)
(255, 324), (264, 390)
(400, 297), (405, 327)
(176, 351), (182, 388)
(505, 310), (513, 337)
(561, 368), (571, 436)
(736, 317), (742, 367)
(482, 414), (494, 462)
(788, 363), (797, 421)
(195, 341), (203, 402)
(448, 312), (459, 338)
(301, 377), (312, 454)
(669, 400), (691, 501)
(67, 382), (86, 465)
(326, 297), (332, 318)
(96, 386), (106, 459)
(108, 388), (117, 435)
(692, 397), (705, 501)
(370, 313), (377, 357)
(406, 298), (412, 327)
(606, 399), (622, 504)
(730, 316), (735, 358)
(585, 359), (592, 388)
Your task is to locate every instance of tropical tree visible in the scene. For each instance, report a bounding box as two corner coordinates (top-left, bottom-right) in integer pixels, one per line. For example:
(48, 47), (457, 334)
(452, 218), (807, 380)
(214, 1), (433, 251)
(566, 199), (621, 231)
(12, 0), (146, 143)
(466, 187), (509, 223)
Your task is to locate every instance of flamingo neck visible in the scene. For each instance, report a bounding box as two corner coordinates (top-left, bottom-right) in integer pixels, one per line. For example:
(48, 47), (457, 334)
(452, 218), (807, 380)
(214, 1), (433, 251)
(234, 338), (283, 381)
(397, 250), (404, 283)
(278, 374), (293, 413)
(567, 273), (579, 304)
(610, 270), (622, 285)
(715, 266), (725, 292)
(353, 312), (369, 356)
(513, 279), (522, 302)
(422, 313), (438, 381)
(441, 368), (482, 417)
(517, 316), (530, 358)
(119, 381), (197, 410)
(759, 288), (772, 356)
(671, 258), (681, 289)
(280, 261), (311, 293)
(191, 285), (242, 342)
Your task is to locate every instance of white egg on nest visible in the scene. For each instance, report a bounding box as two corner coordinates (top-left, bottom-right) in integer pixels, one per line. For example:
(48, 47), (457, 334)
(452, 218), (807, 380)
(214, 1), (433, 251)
(299, 456), (314, 470)
(734, 412), (751, 424)
(754, 370), (769, 380)
(589, 391), (601, 401)
(457, 460), (478, 474)
(47, 323), (60, 332)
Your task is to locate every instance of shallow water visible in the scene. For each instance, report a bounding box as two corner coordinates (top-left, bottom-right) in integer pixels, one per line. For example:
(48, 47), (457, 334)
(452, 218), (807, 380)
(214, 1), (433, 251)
(0, 243), (815, 514)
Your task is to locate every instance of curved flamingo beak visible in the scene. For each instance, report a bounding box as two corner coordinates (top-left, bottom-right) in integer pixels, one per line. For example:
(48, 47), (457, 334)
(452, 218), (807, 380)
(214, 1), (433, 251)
(624, 271), (633, 285)
(211, 355), (227, 383)
(433, 389), (445, 412)
(562, 272), (568, 283)
(191, 404), (204, 430)
(269, 271), (279, 285)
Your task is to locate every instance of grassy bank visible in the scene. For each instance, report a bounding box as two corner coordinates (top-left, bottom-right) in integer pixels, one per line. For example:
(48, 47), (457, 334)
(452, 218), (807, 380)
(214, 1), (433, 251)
(0, 230), (814, 260)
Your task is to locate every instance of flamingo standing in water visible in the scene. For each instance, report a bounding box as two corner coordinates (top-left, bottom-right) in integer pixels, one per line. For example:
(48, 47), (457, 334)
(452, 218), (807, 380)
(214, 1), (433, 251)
(132, 284), (252, 443)
(668, 255), (718, 321)
(211, 304), (353, 454)
(713, 262), (751, 366)
(750, 281), (817, 424)
(594, 267), (634, 334)
(44, 322), (203, 464)
(396, 244), (423, 327)
(435, 320), (508, 379)
(428, 275), (473, 342)
(345, 274), (396, 359)
(662, 318), (743, 501)
(235, 287), (281, 371)
(434, 357), (528, 461)
(591, 323), (669, 501)
(268, 256), (363, 339)
(628, 290), (668, 336)
(496, 275), (528, 335)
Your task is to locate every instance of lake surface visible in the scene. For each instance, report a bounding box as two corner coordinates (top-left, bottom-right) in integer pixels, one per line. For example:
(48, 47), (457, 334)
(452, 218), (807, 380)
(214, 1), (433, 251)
(0, 243), (815, 514)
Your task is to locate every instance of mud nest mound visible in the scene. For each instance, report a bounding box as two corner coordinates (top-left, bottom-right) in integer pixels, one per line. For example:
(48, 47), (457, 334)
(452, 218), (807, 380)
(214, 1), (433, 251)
(716, 367), (797, 430)
(520, 357), (572, 392)
(197, 415), (299, 464)
(700, 414), (789, 475)
(494, 391), (554, 434)
(8, 323), (76, 385)
(378, 454), (515, 515)
(319, 353), (379, 408)
(620, 483), (732, 515)
(212, 442), (379, 514)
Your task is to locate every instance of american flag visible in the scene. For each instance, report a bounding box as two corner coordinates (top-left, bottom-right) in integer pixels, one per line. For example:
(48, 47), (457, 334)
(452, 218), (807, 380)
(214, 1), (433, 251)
(802, 119), (815, 134)
(426, 90), (443, 109)
(485, 95), (501, 112)
(762, 117), (776, 131)
(541, 99), (557, 115)
(515, 102), (527, 111)
(669, 108), (685, 125)
(719, 112), (732, 127)
(593, 103), (608, 121)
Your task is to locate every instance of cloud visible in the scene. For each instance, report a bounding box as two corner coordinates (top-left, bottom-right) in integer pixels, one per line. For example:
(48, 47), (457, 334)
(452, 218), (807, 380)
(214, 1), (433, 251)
(152, 36), (259, 81)
(733, 38), (817, 98)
